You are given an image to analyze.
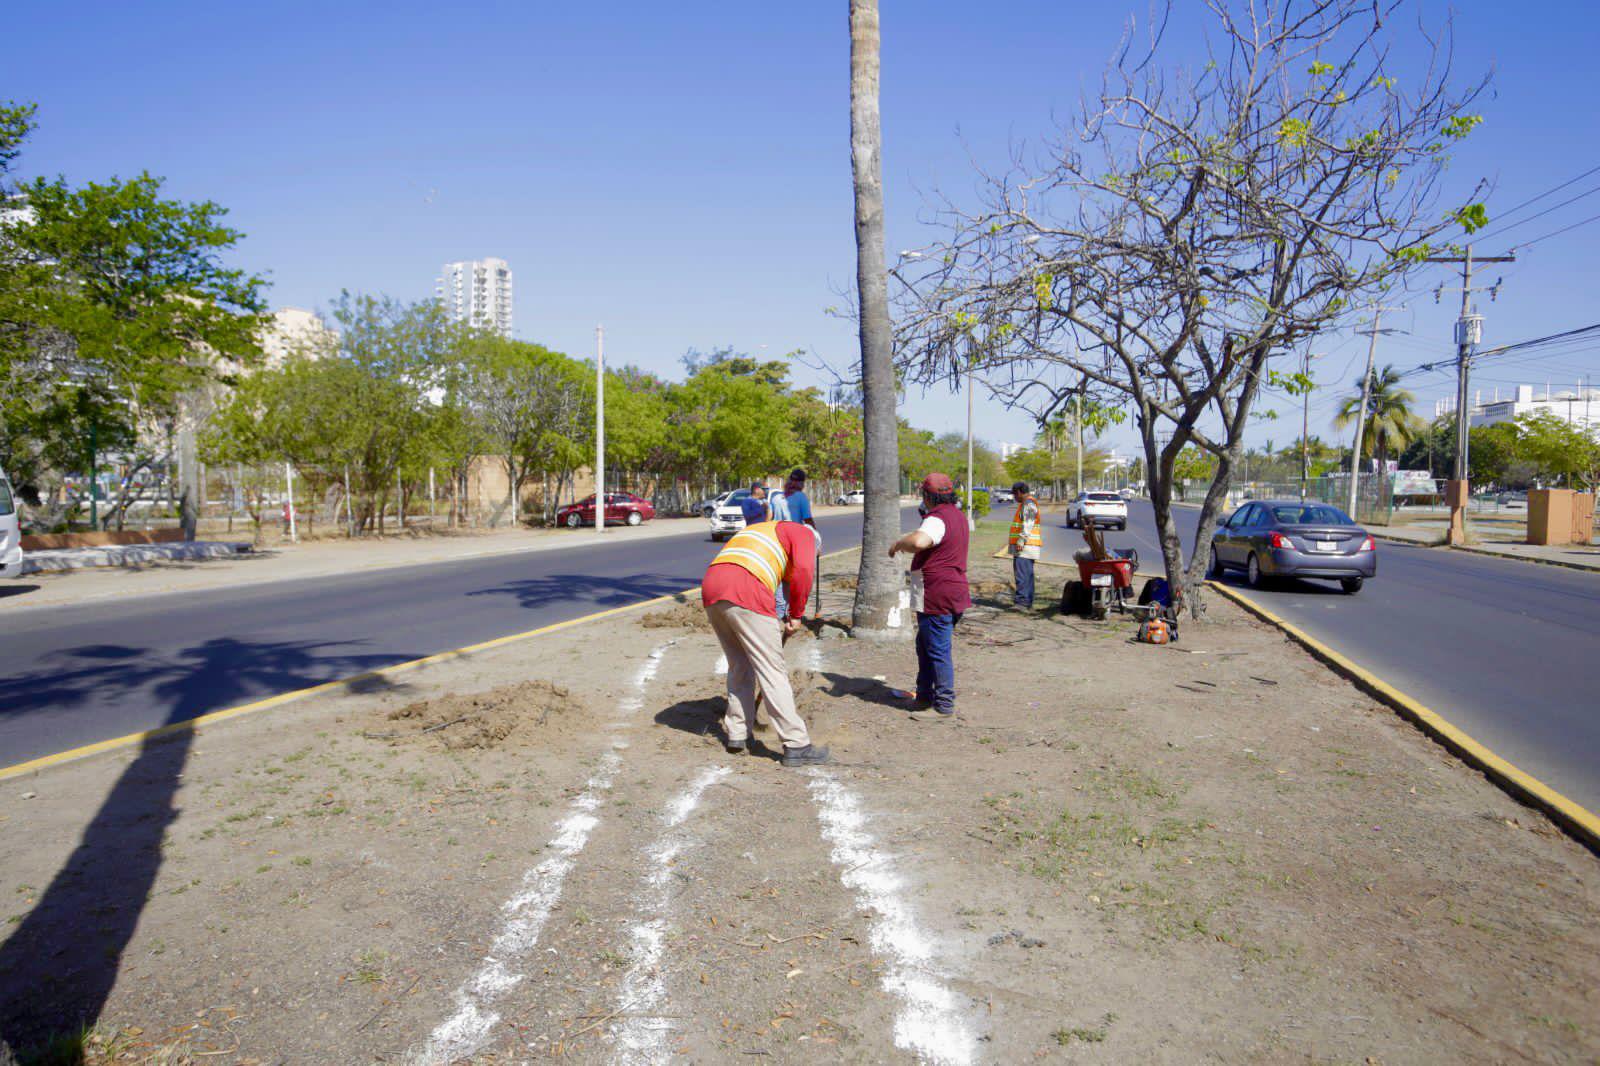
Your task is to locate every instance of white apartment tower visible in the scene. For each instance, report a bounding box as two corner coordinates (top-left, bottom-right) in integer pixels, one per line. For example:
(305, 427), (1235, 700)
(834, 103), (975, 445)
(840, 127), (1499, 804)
(436, 257), (514, 336)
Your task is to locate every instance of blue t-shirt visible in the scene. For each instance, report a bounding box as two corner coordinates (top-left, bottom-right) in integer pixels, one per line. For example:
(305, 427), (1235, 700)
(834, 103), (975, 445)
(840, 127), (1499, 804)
(739, 496), (768, 524)
(769, 492), (791, 522)
(786, 489), (813, 523)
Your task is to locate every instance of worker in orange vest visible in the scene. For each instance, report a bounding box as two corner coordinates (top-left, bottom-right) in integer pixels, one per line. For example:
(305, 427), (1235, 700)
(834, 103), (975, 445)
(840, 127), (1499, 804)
(1008, 481), (1042, 608)
(701, 520), (829, 766)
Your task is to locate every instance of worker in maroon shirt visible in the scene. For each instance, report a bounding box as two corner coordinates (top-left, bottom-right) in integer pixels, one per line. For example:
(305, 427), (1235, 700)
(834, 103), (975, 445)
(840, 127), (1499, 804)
(888, 473), (972, 718)
(701, 520), (829, 766)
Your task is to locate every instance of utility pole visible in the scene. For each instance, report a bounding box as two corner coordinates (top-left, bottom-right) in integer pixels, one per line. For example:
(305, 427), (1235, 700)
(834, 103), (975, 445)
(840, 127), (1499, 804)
(964, 336), (975, 528)
(1424, 245), (1514, 545)
(285, 462), (297, 543)
(1346, 307), (1403, 518)
(1300, 350), (1316, 501)
(594, 324), (605, 534)
(1075, 386), (1085, 497)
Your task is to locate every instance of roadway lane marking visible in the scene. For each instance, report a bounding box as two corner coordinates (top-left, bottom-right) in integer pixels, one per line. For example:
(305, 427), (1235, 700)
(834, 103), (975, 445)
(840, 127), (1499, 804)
(1210, 580), (1600, 855)
(1, 547), (866, 783)
(610, 764), (731, 1063)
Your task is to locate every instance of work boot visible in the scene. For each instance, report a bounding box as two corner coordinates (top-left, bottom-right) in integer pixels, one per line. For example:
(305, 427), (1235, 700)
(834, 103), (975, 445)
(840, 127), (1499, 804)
(725, 737), (747, 755)
(781, 743), (830, 767)
(909, 707), (957, 721)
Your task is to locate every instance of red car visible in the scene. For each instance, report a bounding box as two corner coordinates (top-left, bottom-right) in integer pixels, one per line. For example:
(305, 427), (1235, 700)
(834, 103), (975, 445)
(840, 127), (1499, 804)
(556, 492), (656, 528)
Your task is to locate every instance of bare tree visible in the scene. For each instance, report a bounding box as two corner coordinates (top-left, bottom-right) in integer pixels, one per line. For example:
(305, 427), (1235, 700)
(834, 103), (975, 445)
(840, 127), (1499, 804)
(849, 0), (904, 635)
(896, 0), (1487, 616)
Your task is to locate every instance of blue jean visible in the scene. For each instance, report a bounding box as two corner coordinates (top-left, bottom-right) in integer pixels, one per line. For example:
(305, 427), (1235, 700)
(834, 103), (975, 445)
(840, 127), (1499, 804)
(915, 611), (961, 714)
(1012, 555), (1035, 607)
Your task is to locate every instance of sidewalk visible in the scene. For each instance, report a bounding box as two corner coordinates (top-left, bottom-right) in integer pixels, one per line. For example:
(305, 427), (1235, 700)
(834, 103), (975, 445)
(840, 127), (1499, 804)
(1374, 521), (1600, 572)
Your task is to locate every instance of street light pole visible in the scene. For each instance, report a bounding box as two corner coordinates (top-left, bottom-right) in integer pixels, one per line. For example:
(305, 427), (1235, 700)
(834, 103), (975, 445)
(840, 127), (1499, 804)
(595, 324), (605, 534)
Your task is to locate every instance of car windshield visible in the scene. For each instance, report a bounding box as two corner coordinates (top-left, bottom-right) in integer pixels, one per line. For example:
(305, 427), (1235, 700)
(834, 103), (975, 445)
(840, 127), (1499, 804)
(1270, 504), (1352, 525)
(0, 477), (13, 516)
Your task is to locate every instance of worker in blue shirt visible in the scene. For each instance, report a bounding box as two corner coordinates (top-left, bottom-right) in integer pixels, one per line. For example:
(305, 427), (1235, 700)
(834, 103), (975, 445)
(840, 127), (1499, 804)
(782, 469), (815, 528)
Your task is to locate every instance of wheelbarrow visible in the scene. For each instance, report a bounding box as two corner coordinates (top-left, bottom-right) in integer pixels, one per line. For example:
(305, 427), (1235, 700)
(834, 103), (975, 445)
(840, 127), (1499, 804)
(1061, 554), (1135, 620)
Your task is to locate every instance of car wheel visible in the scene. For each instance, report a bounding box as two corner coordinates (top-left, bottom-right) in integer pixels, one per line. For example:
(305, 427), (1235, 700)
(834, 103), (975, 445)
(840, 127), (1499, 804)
(565, 513), (581, 528)
(1340, 576), (1364, 594)
(1207, 546), (1223, 579)
(626, 510), (642, 526)
(1246, 552), (1265, 589)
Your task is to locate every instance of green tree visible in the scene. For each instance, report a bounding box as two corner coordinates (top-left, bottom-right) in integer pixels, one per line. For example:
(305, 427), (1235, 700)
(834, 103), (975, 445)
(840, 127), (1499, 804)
(1513, 411), (1600, 489)
(1334, 364), (1424, 474)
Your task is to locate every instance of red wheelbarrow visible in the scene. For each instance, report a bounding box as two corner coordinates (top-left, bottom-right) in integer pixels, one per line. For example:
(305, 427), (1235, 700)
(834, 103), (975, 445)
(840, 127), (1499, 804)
(1061, 553), (1136, 620)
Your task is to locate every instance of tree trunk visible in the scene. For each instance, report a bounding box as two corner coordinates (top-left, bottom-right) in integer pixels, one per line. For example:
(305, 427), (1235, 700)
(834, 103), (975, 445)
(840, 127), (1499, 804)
(848, 0), (905, 637)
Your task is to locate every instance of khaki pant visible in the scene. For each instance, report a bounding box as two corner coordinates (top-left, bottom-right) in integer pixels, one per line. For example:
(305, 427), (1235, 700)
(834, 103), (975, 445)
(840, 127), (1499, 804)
(705, 601), (810, 750)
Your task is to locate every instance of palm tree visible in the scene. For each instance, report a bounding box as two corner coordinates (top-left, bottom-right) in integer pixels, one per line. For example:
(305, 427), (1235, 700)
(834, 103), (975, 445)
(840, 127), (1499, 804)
(1334, 364), (1425, 475)
(848, 0), (902, 634)
(1036, 415), (1070, 498)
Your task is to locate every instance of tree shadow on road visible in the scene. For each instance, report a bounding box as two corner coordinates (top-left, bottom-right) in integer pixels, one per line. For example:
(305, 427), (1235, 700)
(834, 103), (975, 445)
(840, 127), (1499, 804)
(467, 571), (694, 612)
(0, 636), (410, 1058)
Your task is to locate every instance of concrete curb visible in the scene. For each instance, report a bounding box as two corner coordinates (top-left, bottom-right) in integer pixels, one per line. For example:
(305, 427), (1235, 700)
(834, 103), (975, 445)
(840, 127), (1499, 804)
(21, 540), (252, 574)
(1208, 579), (1600, 857)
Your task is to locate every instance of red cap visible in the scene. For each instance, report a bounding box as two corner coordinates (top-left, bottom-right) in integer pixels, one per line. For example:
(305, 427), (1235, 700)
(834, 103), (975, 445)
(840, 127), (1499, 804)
(920, 472), (954, 493)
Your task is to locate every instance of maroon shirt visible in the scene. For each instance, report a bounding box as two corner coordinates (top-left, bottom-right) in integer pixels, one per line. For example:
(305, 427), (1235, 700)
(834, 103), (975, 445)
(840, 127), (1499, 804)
(911, 502), (971, 615)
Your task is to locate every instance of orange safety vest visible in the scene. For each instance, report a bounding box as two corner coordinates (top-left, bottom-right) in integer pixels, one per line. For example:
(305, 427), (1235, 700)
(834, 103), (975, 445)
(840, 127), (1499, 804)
(1009, 497), (1042, 551)
(711, 521), (789, 592)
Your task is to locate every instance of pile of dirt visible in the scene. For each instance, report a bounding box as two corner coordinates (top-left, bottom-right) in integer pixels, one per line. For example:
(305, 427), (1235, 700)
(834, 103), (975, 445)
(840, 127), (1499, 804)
(970, 579), (1014, 599)
(641, 597), (711, 631)
(829, 575), (859, 590)
(372, 680), (583, 750)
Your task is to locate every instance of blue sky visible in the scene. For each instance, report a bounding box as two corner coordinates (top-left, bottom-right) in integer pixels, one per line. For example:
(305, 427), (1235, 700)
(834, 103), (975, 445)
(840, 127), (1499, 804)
(9, 1), (1599, 462)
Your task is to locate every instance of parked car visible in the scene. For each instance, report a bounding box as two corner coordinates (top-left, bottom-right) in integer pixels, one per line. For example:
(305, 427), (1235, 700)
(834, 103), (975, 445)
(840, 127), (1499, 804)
(1066, 491), (1129, 530)
(0, 464), (21, 579)
(1496, 490), (1528, 510)
(708, 489), (758, 541)
(836, 489), (865, 505)
(556, 492), (656, 528)
(992, 487), (1014, 504)
(1118, 487), (1135, 500)
(697, 489), (751, 518)
(1209, 499), (1375, 593)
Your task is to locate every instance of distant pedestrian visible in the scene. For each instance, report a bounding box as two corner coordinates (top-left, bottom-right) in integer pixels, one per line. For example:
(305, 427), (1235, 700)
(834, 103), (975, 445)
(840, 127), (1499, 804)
(888, 473), (971, 718)
(739, 482), (769, 526)
(701, 519), (830, 766)
(769, 477), (791, 523)
(782, 469), (816, 529)
(1008, 481), (1041, 608)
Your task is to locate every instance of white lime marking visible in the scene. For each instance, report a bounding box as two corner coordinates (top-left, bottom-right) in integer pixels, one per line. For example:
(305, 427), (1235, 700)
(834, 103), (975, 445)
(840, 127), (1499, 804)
(415, 641), (674, 1063)
(807, 771), (978, 1066)
(611, 764), (731, 1063)
(416, 752), (619, 1063)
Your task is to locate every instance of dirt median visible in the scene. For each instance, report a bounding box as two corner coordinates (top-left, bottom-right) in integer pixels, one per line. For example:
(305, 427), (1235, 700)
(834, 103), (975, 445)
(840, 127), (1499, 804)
(1, 545), (1596, 1063)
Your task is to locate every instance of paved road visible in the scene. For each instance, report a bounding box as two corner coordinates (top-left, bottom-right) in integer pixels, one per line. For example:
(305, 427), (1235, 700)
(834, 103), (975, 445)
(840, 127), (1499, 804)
(1038, 501), (1600, 814)
(0, 508), (910, 769)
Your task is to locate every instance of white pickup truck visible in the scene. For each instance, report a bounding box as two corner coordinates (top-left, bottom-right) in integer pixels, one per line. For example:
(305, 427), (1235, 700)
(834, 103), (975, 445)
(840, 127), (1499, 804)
(1, 465), (22, 579)
(1066, 490), (1129, 531)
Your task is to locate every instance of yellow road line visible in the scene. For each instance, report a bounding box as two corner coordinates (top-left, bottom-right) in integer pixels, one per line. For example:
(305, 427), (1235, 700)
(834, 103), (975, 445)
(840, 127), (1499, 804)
(1208, 580), (1600, 855)
(0, 545), (866, 784)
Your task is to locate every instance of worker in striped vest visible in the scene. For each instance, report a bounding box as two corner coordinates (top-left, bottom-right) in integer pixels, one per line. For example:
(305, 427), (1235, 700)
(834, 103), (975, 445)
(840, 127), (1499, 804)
(1008, 481), (1042, 608)
(701, 520), (829, 766)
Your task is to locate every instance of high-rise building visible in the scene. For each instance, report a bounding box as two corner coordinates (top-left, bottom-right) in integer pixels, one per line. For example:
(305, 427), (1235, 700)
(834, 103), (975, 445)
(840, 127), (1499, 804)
(436, 257), (514, 336)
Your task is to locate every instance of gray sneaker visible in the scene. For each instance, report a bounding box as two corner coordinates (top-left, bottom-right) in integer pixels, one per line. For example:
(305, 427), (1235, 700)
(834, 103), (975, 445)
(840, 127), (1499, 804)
(781, 743), (830, 767)
(725, 738), (747, 755)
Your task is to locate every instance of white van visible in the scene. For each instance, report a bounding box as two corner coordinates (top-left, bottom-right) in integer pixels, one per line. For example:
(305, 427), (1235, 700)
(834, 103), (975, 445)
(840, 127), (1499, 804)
(1, 465), (22, 579)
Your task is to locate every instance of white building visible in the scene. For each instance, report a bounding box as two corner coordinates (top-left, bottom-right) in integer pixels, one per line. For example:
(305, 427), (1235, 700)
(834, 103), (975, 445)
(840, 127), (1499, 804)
(260, 307), (338, 368)
(436, 257), (514, 337)
(1436, 384), (1600, 433)
(998, 441), (1028, 460)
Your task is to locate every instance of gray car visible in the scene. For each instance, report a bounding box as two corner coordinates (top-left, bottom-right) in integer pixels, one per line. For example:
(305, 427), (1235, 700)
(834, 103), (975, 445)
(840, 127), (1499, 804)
(1208, 499), (1376, 594)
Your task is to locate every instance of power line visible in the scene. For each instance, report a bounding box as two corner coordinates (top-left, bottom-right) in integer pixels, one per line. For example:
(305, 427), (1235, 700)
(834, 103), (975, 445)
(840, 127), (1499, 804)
(1507, 209), (1600, 252)
(1475, 182), (1600, 242)
(1470, 163), (1600, 235)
